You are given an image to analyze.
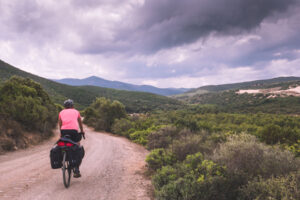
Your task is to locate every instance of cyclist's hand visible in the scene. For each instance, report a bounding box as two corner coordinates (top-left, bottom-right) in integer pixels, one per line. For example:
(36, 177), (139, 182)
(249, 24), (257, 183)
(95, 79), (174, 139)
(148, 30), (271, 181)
(79, 132), (86, 139)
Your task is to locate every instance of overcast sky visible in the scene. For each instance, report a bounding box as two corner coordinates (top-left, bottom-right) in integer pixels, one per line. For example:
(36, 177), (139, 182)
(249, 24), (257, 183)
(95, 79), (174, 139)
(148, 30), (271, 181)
(0, 0), (300, 88)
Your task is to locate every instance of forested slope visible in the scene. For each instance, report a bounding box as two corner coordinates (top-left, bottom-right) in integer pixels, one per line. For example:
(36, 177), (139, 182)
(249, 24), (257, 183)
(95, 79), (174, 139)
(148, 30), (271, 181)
(179, 76), (300, 97)
(174, 78), (300, 115)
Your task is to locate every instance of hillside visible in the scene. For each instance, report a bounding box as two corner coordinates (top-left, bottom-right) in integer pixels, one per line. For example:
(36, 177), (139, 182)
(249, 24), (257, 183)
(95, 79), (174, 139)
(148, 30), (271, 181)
(55, 76), (190, 96)
(0, 60), (183, 112)
(0, 77), (57, 153)
(179, 80), (300, 114)
(176, 76), (300, 100)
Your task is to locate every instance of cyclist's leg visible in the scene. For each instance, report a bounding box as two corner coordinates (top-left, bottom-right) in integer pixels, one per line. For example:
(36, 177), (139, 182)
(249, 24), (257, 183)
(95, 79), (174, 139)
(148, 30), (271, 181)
(74, 131), (82, 177)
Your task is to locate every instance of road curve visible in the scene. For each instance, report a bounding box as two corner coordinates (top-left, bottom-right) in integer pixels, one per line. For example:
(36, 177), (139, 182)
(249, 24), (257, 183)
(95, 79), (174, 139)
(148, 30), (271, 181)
(0, 126), (153, 200)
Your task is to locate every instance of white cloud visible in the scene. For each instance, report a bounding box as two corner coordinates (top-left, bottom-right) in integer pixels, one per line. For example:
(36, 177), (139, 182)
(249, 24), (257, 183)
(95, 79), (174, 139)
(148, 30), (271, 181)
(235, 35), (261, 46)
(265, 58), (300, 77)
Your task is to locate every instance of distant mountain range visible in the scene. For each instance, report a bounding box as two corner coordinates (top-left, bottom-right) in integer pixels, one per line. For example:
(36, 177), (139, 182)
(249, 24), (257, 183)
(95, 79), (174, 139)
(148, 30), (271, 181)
(2, 58), (299, 113)
(54, 76), (190, 96)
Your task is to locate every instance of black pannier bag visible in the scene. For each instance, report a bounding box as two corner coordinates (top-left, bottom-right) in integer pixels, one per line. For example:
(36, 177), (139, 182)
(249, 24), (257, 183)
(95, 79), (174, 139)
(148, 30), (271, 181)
(79, 146), (85, 160)
(50, 146), (63, 169)
(68, 145), (85, 167)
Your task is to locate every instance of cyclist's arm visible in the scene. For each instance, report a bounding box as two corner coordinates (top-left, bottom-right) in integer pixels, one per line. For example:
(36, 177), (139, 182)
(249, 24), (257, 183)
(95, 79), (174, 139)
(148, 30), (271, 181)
(78, 117), (84, 133)
(58, 118), (62, 138)
(58, 118), (62, 130)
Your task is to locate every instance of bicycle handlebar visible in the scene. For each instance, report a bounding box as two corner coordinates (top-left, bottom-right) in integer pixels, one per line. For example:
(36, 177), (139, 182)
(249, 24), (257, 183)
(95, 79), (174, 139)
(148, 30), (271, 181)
(79, 132), (85, 140)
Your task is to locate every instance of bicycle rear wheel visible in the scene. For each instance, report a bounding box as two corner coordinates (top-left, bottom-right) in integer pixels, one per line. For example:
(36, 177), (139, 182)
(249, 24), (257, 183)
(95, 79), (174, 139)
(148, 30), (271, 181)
(62, 151), (72, 188)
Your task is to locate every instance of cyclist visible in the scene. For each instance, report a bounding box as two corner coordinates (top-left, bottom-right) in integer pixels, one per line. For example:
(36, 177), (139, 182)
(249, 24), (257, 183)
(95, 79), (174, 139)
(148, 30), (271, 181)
(58, 99), (85, 178)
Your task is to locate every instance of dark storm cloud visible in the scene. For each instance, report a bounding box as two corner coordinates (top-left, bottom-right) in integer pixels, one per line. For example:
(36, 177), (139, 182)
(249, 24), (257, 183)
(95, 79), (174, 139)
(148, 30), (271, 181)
(1, 0), (300, 88)
(0, 1), (63, 44)
(81, 0), (297, 54)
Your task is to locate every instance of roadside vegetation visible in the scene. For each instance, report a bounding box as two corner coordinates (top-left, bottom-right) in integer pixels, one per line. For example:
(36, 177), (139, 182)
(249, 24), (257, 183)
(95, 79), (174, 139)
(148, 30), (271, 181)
(104, 105), (300, 200)
(0, 76), (58, 152)
(83, 97), (127, 132)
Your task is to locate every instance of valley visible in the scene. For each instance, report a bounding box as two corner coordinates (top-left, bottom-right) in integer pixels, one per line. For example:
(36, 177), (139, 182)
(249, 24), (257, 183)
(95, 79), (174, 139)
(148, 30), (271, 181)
(0, 60), (299, 200)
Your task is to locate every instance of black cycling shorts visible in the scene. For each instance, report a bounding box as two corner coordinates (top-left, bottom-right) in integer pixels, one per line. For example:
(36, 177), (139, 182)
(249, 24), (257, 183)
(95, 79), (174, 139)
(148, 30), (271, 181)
(61, 129), (81, 142)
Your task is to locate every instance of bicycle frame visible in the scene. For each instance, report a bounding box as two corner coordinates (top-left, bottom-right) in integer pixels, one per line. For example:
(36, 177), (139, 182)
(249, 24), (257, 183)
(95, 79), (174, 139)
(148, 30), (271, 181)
(57, 136), (80, 188)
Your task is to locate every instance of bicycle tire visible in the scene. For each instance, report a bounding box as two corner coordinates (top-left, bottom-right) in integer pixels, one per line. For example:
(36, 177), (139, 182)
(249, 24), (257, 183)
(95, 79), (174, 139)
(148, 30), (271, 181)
(62, 151), (71, 188)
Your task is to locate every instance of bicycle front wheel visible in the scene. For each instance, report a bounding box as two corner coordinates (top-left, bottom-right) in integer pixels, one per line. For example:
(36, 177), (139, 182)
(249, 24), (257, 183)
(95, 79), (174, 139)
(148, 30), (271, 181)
(62, 151), (71, 188)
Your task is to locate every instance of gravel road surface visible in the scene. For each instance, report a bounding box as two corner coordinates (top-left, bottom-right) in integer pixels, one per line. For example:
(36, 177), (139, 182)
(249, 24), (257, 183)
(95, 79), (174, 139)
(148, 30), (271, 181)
(0, 126), (153, 200)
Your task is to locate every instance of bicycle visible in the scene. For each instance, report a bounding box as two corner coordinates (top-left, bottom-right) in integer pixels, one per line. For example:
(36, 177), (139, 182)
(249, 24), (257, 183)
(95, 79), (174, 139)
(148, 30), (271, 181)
(57, 137), (77, 188)
(55, 133), (85, 188)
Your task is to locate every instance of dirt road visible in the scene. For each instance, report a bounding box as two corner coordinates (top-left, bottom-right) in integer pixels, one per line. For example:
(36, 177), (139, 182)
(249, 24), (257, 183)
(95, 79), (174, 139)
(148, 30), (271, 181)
(0, 126), (153, 200)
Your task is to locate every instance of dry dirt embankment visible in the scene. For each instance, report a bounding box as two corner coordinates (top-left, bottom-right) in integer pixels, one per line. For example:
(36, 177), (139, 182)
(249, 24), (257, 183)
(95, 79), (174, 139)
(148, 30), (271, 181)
(0, 126), (153, 200)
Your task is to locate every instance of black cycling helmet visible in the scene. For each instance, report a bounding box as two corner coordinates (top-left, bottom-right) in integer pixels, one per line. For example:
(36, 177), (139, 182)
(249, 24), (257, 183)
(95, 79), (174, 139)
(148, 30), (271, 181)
(64, 99), (74, 108)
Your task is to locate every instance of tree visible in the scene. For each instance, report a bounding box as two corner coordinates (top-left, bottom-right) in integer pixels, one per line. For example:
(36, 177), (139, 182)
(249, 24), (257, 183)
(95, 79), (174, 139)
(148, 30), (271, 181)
(83, 97), (127, 131)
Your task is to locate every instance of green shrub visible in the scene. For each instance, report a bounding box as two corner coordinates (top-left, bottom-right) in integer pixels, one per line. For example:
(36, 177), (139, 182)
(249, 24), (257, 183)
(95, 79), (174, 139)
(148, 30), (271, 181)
(170, 134), (204, 161)
(184, 152), (204, 169)
(83, 97), (127, 131)
(129, 125), (161, 145)
(153, 154), (228, 200)
(152, 165), (179, 190)
(146, 148), (176, 171)
(147, 126), (179, 150)
(285, 141), (300, 157)
(238, 173), (300, 200)
(258, 124), (300, 145)
(111, 118), (133, 137)
(129, 130), (150, 145)
(212, 134), (299, 179)
(0, 76), (57, 132)
(258, 124), (283, 144)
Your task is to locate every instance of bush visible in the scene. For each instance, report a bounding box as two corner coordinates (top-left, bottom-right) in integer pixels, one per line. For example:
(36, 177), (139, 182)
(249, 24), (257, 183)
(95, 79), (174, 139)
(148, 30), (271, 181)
(0, 137), (15, 151)
(238, 172), (300, 200)
(184, 152), (204, 169)
(146, 148), (176, 171)
(0, 76), (57, 132)
(152, 165), (179, 190)
(258, 124), (283, 144)
(129, 130), (150, 145)
(83, 97), (127, 132)
(129, 125), (161, 145)
(111, 118), (133, 137)
(212, 133), (299, 179)
(285, 141), (300, 157)
(170, 134), (205, 161)
(147, 126), (179, 150)
(153, 154), (228, 200)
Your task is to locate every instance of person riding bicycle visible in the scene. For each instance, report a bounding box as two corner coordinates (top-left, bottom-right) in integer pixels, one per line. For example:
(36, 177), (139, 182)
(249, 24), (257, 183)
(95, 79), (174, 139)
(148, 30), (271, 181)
(58, 99), (85, 178)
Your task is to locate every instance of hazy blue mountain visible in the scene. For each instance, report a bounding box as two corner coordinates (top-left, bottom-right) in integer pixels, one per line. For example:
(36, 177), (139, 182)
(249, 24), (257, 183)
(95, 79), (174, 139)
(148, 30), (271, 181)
(54, 76), (190, 96)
